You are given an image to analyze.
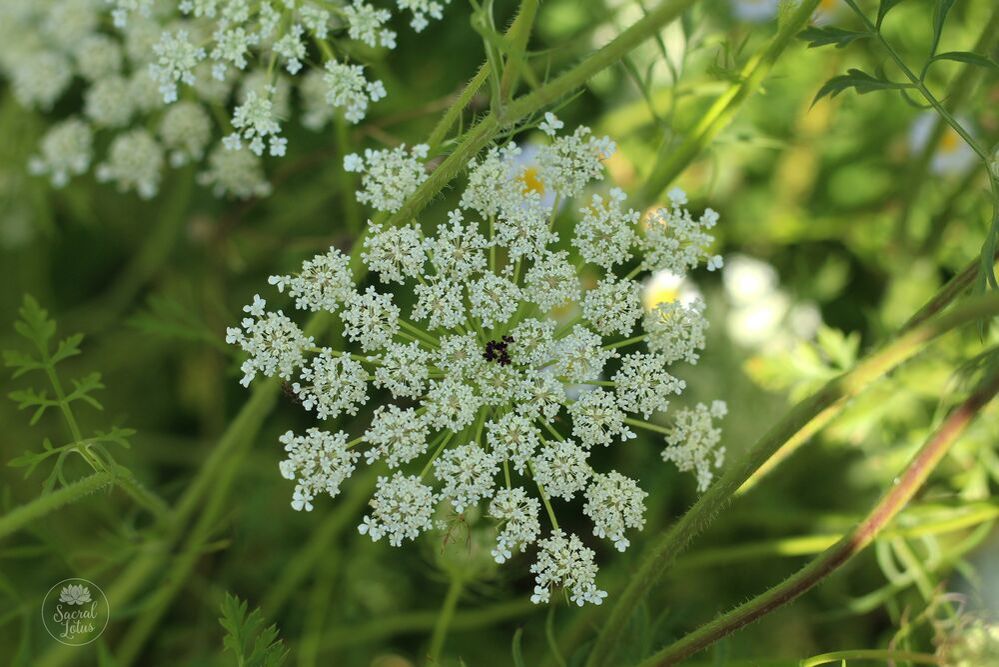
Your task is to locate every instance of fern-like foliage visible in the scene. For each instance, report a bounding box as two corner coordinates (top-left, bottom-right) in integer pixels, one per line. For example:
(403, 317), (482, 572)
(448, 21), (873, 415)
(219, 593), (288, 667)
(4, 295), (134, 493)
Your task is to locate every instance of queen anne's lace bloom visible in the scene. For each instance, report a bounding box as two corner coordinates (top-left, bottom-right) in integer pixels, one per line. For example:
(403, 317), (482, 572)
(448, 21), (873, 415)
(279, 429), (359, 511)
(359, 473), (436, 546)
(344, 144), (429, 213)
(488, 487), (541, 563)
(531, 530), (607, 606)
(583, 472), (647, 551)
(230, 118), (727, 606)
(662, 401), (728, 492)
(4, 0), (448, 198)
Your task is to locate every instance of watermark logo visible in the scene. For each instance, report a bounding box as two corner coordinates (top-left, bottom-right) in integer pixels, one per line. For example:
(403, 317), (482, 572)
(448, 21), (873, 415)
(41, 578), (109, 646)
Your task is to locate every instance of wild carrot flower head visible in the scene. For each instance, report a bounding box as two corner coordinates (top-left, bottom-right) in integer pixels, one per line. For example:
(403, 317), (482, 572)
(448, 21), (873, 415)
(228, 116), (727, 605)
(1, 0), (450, 198)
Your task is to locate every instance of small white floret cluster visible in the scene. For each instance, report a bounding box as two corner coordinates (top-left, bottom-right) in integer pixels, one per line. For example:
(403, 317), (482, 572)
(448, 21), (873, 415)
(0, 0), (451, 199)
(228, 117), (727, 606)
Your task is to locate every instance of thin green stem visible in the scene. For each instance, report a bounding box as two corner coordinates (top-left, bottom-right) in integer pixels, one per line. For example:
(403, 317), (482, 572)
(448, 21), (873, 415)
(623, 417), (670, 436)
(420, 431), (455, 478)
(638, 372), (999, 665)
(603, 334), (647, 350)
(587, 293), (999, 667)
(427, 576), (464, 665)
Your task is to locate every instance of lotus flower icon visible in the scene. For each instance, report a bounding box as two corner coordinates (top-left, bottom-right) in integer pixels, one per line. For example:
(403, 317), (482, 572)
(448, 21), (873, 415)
(58, 584), (92, 605)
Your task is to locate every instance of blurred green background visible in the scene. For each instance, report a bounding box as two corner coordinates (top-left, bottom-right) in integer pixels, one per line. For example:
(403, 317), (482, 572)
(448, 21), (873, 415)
(1, 0), (998, 665)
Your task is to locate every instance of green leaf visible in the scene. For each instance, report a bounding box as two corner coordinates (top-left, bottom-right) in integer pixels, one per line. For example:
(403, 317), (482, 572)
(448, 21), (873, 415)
(12, 295), (56, 350)
(876, 0), (908, 28)
(51, 333), (84, 364)
(67, 372), (105, 411)
(3, 350), (43, 378)
(219, 593), (288, 667)
(813, 68), (911, 104)
(931, 51), (999, 70)
(931, 0), (955, 57)
(799, 26), (872, 49)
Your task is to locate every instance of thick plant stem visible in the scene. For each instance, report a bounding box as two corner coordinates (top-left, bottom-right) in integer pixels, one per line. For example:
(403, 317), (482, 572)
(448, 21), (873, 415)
(426, 64), (492, 151)
(427, 576), (465, 664)
(586, 293), (999, 667)
(0, 472), (114, 541)
(638, 372), (999, 666)
(639, 0), (821, 204)
(499, 0), (541, 100)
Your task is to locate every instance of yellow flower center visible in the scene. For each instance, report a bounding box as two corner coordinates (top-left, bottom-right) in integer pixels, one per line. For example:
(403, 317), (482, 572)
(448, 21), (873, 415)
(519, 166), (545, 195)
(940, 128), (961, 153)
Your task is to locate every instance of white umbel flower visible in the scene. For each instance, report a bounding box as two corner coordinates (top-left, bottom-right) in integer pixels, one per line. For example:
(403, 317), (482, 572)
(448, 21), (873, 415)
(582, 275), (643, 337)
(28, 118), (93, 188)
(292, 349), (368, 420)
(532, 438), (591, 501)
(644, 298), (709, 364)
(612, 353), (685, 418)
(323, 60), (386, 124)
(358, 473), (437, 546)
(583, 472), (647, 551)
(531, 530), (607, 606)
(344, 144), (429, 213)
(95, 129), (164, 198)
(662, 401), (728, 492)
(574, 188), (639, 269)
(150, 29), (205, 103)
(524, 251), (580, 312)
(225, 295), (313, 386)
(362, 222), (426, 284)
(230, 121), (726, 606)
(373, 342), (430, 399)
(279, 429), (359, 511)
(363, 405), (430, 468)
(642, 190), (723, 275)
(269, 246), (353, 313)
(486, 413), (540, 474)
(341, 287), (401, 352)
(568, 389), (636, 448)
(488, 487), (541, 563)
(433, 443), (500, 512)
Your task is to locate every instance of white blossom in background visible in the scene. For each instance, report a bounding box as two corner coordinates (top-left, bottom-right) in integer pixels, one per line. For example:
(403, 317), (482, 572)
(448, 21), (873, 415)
(0, 0), (450, 198)
(228, 118), (728, 606)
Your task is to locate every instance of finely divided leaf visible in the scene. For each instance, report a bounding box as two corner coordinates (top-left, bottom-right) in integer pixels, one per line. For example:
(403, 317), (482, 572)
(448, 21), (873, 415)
(813, 68), (910, 104)
(932, 51), (999, 71)
(219, 593), (288, 667)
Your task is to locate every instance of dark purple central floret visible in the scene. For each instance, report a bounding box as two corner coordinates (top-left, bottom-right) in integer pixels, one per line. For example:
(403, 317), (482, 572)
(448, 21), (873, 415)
(483, 335), (515, 366)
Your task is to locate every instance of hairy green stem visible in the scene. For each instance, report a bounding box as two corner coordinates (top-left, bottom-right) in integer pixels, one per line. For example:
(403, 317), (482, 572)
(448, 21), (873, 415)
(0, 472), (114, 541)
(586, 293), (999, 667)
(639, 0), (821, 203)
(639, 372), (999, 665)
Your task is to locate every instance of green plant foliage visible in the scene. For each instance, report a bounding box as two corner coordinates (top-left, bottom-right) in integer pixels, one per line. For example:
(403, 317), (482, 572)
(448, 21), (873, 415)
(219, 594), (289, 667)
